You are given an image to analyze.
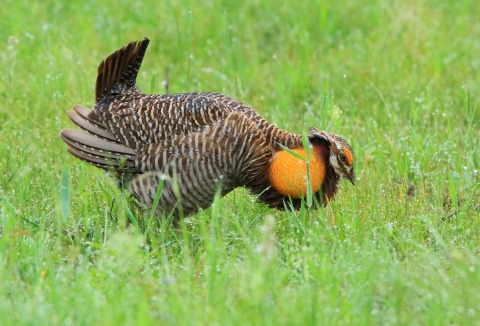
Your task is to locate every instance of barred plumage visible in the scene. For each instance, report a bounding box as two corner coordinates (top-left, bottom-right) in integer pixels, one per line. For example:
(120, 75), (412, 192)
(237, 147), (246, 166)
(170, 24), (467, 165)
(60, 38), (355, 217)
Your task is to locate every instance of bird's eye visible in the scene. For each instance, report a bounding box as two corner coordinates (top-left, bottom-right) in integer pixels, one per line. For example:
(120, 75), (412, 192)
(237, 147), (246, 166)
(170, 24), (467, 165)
(340, 148), (353, 165)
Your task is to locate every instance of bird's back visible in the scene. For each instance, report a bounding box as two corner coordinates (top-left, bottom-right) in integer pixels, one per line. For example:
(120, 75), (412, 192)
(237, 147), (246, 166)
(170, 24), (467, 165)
(89, 92), (262, 149)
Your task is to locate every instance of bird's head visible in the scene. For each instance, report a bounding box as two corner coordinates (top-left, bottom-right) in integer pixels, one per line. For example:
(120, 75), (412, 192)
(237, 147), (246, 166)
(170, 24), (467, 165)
(308, 127), (355, 185)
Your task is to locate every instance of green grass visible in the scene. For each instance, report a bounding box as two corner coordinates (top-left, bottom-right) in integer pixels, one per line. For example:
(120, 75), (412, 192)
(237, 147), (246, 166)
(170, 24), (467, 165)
(1, 0), (480, 324)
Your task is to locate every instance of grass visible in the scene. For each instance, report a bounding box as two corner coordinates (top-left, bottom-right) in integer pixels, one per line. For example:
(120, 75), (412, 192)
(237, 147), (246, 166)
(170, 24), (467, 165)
(1, 0), (479, 324)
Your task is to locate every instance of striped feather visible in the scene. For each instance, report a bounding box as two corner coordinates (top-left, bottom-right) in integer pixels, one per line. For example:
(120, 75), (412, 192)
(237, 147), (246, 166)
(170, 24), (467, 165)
(60, 38), (351, 218)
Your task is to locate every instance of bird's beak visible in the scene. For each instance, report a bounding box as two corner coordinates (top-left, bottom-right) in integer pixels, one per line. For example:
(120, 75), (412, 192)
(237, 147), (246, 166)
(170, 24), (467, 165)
(347, 173), (355, 186)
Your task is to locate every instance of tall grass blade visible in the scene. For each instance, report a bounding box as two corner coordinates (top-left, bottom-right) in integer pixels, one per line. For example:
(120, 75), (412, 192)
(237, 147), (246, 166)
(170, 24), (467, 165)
(60, 165), (69, 219)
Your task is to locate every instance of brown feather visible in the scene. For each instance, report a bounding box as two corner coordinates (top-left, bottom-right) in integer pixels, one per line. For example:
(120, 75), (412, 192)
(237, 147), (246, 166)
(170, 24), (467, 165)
(60, 129), (135, 156)
(95, 38), (149, 103)
(61, 38), (353, 218)
(66, 110), (118, 142)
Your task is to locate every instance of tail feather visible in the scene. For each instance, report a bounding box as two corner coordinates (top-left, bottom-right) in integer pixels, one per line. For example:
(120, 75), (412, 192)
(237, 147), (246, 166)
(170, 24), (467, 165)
(95, 38), (150, 102)
(60, 130), (130, 160)
(72, 104), (108, 129)
(60, 128), (139, 174)
(60, 129), (136, 157)
(65, 146), (130, 173)
(67, 105), (118, 142)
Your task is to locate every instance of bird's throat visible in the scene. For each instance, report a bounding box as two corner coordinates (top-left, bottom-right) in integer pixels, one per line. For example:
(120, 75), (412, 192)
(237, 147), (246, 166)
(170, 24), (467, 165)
(268, 147), (326, 199)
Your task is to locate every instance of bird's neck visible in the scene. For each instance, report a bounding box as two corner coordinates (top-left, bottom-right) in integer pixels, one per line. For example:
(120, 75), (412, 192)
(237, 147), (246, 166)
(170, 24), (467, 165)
(268, 146), (327, 199)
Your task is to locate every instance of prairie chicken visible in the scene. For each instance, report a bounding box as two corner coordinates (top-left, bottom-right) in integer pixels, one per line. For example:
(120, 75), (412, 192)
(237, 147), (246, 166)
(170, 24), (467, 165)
(60, 38), (355, 217)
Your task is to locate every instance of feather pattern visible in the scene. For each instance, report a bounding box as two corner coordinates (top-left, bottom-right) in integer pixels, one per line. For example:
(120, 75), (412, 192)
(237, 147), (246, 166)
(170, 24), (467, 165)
(60, 38), (354, 217)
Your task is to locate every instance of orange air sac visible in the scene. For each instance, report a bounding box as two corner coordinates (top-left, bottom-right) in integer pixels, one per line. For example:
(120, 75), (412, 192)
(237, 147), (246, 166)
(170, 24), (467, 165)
(268, 148), (325, 199)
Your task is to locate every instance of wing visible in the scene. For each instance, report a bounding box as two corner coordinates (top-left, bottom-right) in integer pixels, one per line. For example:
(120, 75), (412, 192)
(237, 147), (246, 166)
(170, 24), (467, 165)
(129, 111), (272, 216)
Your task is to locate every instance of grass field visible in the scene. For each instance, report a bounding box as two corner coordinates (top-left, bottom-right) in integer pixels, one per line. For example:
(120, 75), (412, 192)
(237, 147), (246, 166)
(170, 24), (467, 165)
(1, 0), (479, 325)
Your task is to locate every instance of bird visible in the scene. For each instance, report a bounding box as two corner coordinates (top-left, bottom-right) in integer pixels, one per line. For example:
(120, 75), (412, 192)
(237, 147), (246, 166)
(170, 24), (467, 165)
(60, 38), (355, 218)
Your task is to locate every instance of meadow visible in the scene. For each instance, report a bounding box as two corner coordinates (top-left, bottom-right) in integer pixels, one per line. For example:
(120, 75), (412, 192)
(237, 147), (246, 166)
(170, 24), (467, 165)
(0, 0), (479, 325)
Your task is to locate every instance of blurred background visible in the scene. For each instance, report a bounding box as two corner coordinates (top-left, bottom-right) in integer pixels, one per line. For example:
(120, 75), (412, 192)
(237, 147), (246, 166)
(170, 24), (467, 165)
(0, 0), (479, 324)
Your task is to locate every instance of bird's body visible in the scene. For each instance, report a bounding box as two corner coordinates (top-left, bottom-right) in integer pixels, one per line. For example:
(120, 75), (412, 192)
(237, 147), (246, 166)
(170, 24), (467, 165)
(60, 38), (355, 217)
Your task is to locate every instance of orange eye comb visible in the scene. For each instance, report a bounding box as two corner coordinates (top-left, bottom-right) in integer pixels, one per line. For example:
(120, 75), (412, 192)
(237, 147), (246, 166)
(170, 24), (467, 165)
(342, 148), (353, 166)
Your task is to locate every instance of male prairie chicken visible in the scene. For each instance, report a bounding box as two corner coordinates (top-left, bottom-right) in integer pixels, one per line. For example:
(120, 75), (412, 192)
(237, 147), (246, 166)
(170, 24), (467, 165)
(60, 38), (355, 217)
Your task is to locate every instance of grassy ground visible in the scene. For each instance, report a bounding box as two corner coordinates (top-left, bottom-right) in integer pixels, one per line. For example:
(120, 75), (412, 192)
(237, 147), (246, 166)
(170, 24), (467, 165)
(1, 0), (479, 325)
